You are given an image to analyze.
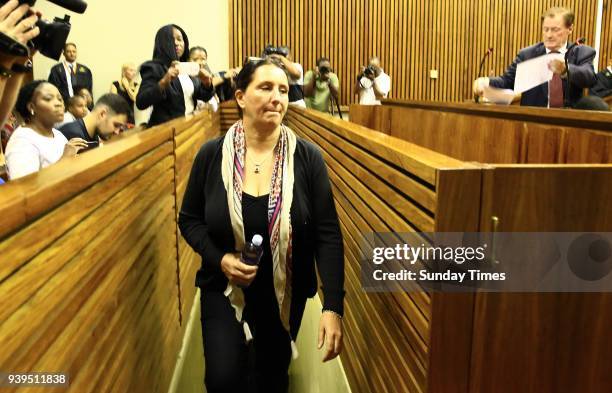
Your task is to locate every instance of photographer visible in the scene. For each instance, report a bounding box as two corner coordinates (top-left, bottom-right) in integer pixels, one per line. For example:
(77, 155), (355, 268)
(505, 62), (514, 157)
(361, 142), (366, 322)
(263, 45), (305, 107)
(356, 57), (391, 105)
(304, 57), (339, 113)
(0, 0), (40, 126)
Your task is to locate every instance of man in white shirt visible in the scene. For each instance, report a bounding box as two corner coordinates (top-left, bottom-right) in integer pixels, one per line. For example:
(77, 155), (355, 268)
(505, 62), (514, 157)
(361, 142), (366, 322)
(356, 57), (391, 105)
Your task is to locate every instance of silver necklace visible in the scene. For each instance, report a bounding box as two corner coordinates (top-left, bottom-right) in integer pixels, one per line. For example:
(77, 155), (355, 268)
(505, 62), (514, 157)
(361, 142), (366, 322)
(247, 152), (273, 174)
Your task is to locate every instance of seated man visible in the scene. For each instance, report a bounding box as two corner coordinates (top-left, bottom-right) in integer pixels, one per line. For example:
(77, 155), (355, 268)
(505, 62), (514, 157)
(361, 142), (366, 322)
(304, 57), (340, 113)
(589, 60), (612, 98)
(59, 94), (130, 150)
(355, 57), (391, 105)
(473, 7), (596, 108)
(56, 95), (88, 128)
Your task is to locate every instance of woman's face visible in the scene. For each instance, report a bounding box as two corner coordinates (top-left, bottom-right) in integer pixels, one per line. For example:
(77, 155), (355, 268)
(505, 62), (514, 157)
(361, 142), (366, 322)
(123, 65), (136, 80)
(189, 49), (207, 67)
(29, 83), (65, 125)
(173, 27), (185, 58)
(236, 64), (289, 129)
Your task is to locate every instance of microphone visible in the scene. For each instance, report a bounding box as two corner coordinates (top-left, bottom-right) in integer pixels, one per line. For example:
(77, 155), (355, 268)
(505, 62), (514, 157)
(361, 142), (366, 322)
(47, 0), (88, 14)
(475, 47), (493, 103)
(563, 37), (586, 107)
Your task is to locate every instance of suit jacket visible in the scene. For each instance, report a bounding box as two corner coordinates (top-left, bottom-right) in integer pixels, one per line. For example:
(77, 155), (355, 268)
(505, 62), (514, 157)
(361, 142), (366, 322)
(48, 62), (93, 102)
(136, 60), (214, 127)
(489, 42), (596, 107)
(589, 68), (612, 98)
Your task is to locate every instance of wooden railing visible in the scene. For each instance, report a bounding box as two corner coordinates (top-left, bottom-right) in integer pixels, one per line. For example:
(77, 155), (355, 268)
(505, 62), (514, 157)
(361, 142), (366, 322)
(0, 110), (219, 393)
(350, 100), (612, 164)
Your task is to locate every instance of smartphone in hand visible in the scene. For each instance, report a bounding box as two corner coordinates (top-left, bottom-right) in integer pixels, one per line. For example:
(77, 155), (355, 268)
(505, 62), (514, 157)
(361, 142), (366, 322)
(176, 62), (200, 76)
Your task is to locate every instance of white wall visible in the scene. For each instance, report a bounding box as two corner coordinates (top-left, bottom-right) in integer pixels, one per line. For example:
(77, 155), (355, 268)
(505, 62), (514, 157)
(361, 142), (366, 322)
(33, 0), (229, 101)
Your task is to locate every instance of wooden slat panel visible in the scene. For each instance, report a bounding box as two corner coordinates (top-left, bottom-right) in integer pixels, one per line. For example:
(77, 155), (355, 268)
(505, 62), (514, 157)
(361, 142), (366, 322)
(229, 0), (601, 105)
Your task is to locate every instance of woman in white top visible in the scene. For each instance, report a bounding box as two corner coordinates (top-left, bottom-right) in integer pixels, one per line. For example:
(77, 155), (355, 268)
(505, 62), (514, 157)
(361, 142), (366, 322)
(5, 80), (87, 180)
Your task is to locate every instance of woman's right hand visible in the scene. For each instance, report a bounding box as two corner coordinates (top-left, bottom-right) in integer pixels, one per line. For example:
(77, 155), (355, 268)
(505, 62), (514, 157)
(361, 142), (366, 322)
(220, 253), (258, 287)
(159, 61), (179, 89)
(62, 138), (88, 157)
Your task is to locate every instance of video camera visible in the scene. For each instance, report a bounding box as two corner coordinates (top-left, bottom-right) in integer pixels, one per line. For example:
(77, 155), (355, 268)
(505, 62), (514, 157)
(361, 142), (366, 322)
(0, 0), (87, 60)
(262, 44), (289, 58)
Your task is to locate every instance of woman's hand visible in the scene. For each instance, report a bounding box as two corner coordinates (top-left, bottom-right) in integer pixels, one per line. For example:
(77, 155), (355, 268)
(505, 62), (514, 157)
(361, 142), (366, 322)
(159, 61), (179, 89)
(318, 311), (343, 362)
(62, 138), (88, 157)
(220, 253), (258, 287)
(0, 1), (40, 46)
(198, 68), (213, 87)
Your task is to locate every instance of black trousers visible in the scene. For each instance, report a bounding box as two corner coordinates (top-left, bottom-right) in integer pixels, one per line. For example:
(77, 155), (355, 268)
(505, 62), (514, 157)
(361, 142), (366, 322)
(200, 290), (306, 393)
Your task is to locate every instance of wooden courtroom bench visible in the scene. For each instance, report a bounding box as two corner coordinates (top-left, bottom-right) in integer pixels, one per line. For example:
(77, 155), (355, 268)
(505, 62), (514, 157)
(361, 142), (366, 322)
(350, 99), (612, 164)
(0, 110), (220, 393)
(1, 101), (610, 393)
(287, 105), (612, 393)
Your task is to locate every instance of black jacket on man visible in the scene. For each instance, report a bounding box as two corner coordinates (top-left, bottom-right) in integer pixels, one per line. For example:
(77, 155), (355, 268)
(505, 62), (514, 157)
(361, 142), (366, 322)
(48, 62), (93, 102)
(136, 24), (214, 127)
(589, 68), (612, 98)
(489, 42), (597, 107)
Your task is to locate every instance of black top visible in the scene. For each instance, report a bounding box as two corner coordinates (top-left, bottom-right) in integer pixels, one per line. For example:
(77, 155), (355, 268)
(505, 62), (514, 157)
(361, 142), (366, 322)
(59, 119), (99, 151)
(178, 136), (345, 315)
(136, 24), (214, 127)
(590, 68), (612, 98)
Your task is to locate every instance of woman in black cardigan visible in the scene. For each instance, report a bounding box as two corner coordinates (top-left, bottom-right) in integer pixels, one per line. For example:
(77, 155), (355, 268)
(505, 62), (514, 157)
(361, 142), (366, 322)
(178, 58), (345, 393)
(136, 24), (214, 127)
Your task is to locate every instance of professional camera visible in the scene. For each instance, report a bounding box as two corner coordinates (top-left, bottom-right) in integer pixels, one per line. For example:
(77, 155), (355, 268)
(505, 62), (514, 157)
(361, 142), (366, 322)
(357, 65), (376, 83)
(0, 0), (87, 60)
(318, 65), (331, 75)
(262, 44), (289, 58)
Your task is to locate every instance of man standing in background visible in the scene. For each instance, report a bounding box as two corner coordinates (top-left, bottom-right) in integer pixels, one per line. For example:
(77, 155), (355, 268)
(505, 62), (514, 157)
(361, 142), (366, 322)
(48, 43), (93, 102)
(304, 57), (340, 113)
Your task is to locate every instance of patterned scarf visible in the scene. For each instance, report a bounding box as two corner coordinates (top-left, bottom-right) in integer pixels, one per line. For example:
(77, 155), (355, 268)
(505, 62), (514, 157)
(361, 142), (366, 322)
(221, 120), (296, 335)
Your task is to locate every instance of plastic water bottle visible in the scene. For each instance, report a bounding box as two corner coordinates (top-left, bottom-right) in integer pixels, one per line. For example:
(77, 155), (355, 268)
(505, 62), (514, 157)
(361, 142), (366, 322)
(241, 234), (263, 266)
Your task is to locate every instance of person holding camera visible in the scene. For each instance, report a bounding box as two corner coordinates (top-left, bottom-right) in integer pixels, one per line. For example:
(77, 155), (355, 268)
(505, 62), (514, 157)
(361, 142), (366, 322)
(356, 57), (391, 105)
(263, 45), (305, 108)
(0, 0), (41, 127)
(304, 57), (339, 113)
(136, 24), (214, 127)
(48, 43), (93, 103)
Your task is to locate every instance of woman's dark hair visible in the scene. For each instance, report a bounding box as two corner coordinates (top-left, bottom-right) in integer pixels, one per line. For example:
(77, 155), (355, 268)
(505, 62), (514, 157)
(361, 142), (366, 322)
(234, 57), (288, 117)
(15, 80), (49, 122)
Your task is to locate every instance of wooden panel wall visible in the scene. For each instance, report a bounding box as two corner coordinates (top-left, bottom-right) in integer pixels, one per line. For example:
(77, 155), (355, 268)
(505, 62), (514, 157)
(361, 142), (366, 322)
(229, 0), (603, 105)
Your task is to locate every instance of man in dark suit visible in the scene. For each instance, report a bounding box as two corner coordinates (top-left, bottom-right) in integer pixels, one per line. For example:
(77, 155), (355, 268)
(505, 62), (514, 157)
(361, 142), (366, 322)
(589, 60), (612, 98)
(48, 43), (93, 102)
(473, 7), (596, 108)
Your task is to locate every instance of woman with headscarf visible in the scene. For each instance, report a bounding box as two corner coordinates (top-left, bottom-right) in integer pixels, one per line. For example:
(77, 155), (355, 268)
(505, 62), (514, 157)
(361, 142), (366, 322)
(110, 63), (139, 124)
(179, 58), (345, 392)
(136, 24), (214, 127)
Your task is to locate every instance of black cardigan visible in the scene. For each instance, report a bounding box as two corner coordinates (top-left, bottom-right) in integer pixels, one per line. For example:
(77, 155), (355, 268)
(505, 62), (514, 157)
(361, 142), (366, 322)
(178, 135), (345, 315)
(136, 60), (214, 127)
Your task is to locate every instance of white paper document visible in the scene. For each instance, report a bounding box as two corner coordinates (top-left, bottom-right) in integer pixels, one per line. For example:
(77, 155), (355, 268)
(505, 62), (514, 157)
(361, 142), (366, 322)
(483, 85), (516, 105)
(514, 53), (564, 94)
